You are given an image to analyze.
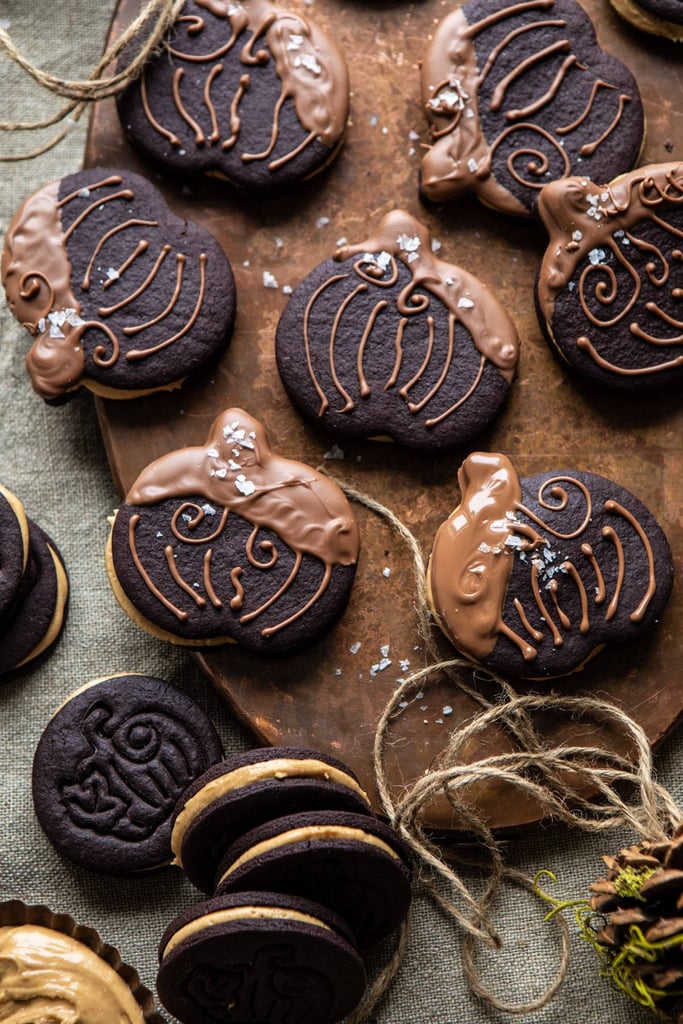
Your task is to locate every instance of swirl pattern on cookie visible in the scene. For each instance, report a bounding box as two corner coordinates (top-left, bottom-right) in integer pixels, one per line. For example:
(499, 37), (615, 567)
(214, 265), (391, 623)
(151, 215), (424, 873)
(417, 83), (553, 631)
(420, 0), (644, 215)
(108, 408), (360, 651)
(1, 168), (235, 400)
(427, 452), (673, 679)
(536, 163), (683, 391)
(116, 0), (349, 192)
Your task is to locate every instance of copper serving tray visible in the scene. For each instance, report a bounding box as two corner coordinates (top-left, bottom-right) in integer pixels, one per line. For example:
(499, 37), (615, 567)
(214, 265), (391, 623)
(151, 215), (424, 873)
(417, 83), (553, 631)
(87, 0), (683, 831)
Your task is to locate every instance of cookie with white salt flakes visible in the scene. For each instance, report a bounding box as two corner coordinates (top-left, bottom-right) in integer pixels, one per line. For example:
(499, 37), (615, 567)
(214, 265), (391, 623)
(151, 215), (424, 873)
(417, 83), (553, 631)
(276, 209), (520, 451)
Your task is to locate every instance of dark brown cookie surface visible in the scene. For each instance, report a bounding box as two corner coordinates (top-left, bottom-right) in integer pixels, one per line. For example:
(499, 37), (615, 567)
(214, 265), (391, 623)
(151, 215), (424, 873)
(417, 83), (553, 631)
(0, 485), (28, 619)
(610, 0), (683, 38)
(157, 891), (366, 1024)
(536, 164), (683, 392)
(32, 674), (224, 875)
(2, 168), (235, 401)
(116, 0), (349, 193)
(427, 452), (674, 680)
(276, 210), (520, 451)
(420, 0), (644, 216)
(107, 408), (360, 651)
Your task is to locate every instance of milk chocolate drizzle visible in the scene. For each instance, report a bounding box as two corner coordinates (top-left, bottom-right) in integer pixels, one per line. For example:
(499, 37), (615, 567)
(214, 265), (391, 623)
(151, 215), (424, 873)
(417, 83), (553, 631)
(428, 452), (658, 665)
(1, 174), (209, 398)
(301, 210), (519, 425)
(139, 0), (348, 171)
(420, 0), (634, 213)
(124, 409), (359, 638)
(537, 163), (683, 377)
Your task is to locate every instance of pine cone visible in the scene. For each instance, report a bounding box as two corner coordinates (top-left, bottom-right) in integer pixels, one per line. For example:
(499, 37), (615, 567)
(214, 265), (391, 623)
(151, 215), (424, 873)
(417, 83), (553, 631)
(588, 823), (683, 1020)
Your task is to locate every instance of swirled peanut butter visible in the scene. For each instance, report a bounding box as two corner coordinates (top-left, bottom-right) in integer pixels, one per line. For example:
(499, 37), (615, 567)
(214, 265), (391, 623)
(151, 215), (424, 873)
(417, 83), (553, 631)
(0, 925), (146, 1023)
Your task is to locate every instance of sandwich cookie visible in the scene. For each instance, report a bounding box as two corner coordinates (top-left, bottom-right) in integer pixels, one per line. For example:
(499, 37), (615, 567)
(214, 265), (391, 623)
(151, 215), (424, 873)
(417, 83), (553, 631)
(215, 809), (412, 946)
(157, 891), (366, 1024)
(0, 484), (30, 620)
(32, 674), (224, 875)
(171, 746), (374, 893)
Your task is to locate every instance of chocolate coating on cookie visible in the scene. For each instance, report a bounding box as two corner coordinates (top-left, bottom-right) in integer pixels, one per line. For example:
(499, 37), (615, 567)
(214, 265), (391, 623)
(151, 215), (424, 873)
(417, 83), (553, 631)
(32, 674), (224, 874)
(1, 168), (235, 400)
(117, 0), (349, 192)
(536, 163), (683, 392)
(427, 452), (674, 679)
(276, 210), (519, 450)
(108, 408), (359, 650)
(420, 0), (644, 216)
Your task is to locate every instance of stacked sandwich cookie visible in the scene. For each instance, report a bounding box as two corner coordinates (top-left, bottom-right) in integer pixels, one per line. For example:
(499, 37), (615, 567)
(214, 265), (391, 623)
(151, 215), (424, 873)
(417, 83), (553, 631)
(0, 483), (68, 678)
(159, 746), (413, 1024)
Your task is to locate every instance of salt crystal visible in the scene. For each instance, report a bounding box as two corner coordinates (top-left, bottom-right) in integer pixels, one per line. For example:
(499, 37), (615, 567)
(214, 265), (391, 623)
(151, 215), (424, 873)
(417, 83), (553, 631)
(263, 271), (279, 289)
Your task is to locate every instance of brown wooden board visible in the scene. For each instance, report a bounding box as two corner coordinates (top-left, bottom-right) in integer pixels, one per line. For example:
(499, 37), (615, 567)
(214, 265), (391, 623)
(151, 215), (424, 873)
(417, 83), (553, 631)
(86, 0), (683, 831)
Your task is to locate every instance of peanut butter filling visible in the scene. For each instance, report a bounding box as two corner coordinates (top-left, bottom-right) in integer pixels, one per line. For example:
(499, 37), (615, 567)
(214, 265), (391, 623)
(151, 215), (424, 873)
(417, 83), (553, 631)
(161, 905), (331, 959)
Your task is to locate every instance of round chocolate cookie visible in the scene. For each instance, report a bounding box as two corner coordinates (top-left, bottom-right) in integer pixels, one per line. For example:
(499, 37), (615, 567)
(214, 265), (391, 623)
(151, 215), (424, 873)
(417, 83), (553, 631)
(536, 163), (683, 393)
(172, 746), (374, 893)
(420, 0), (644, 216)
(107, 407), (360, 652)
(215, 809), (412, 946)
(427, 452), (674, 680)
(157, 891), (366, 1024)
(2, 167), (236, 401)
(0, 484), (29, 619)
(609, 0), (683, 40)
(276, 209), (520, 451)
(116, 0), (349, 194)
(0, 519), (69, 677)
(32, 674), (224, 875)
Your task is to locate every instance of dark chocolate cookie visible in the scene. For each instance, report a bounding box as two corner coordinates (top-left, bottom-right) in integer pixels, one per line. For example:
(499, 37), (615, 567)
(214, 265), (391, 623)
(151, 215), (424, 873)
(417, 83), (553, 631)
(427, 452), (674, 680)
(117, 0), (349, 193)
(2, 167), (235, 401)
(107, 408), (360, 651)
(420, 0), (644, 216)
(0, 519), (69, 677)
(0, 484), (29, 619)
(172, 746), (374, 893)
(157, 891), (366, 1024)
(609, 0), (683, 40)
(536, 163), (683, 393)
(276, 209), (520, 451)
(32, 673), (224, 875)
(215, 809), (412, 946)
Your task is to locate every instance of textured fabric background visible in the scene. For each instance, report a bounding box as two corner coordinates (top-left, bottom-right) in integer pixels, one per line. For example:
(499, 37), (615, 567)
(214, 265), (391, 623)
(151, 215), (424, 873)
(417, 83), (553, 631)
(0, 1), (679, 1022)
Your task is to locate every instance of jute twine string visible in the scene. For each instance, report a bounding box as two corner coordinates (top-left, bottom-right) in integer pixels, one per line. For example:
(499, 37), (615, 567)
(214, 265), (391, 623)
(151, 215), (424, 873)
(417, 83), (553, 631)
(0, 0), (184, 161)
(329, 476), (683, 1019)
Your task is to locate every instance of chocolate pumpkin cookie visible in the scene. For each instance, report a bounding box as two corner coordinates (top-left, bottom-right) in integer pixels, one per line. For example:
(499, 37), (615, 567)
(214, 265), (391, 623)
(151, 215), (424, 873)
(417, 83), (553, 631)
(420, 0), (644, 216)
(2, 168), (235, 401)
(117, 0), (349, 193)
(427, 452), (674, 680)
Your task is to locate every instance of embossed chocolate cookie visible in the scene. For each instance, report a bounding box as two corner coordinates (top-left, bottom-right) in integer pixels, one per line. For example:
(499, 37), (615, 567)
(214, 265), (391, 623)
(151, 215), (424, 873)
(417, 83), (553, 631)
(420, 0), (644, 216)
(215, 809), (412, 946)
(116, 0), (349, 193)
(609, 0), (683, 40)
(275, 210), (520, 451)
(157, 891), (366, 1024)
(426, 452), (674, 680)
(32, 673), (224, 875)
(536, 163), (683, 392)
(172, 746), (374, 893)
(2, 168), (236, 401)
(107, 408), (360, 651)
(0, 519), (69, 677)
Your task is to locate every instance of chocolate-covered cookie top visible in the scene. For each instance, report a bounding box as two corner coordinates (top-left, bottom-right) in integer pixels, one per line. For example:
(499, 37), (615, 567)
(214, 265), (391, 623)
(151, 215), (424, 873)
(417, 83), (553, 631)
(2, 168), (235, 400)
(420, 0), (644, 216)
(427, 452), (674, 680)
(536, 163), (683, 392)
(117, 0), (349, 192)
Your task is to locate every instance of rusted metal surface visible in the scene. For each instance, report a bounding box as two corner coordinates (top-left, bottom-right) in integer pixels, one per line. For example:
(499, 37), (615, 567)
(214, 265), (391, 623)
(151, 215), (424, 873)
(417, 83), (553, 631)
(87, 0), (683, 830)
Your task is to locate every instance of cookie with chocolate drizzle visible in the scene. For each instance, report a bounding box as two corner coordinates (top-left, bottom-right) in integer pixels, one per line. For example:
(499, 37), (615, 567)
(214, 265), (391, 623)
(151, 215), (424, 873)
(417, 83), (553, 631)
(427, 452), (674, 680)
(275, 209), (520, 451)
(536, 163), (683, 393)
(116, 0), (349, 193)
(107, 408), (360, 651)
(420, 0), (644, 216)
(1, 168), (236, 401)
